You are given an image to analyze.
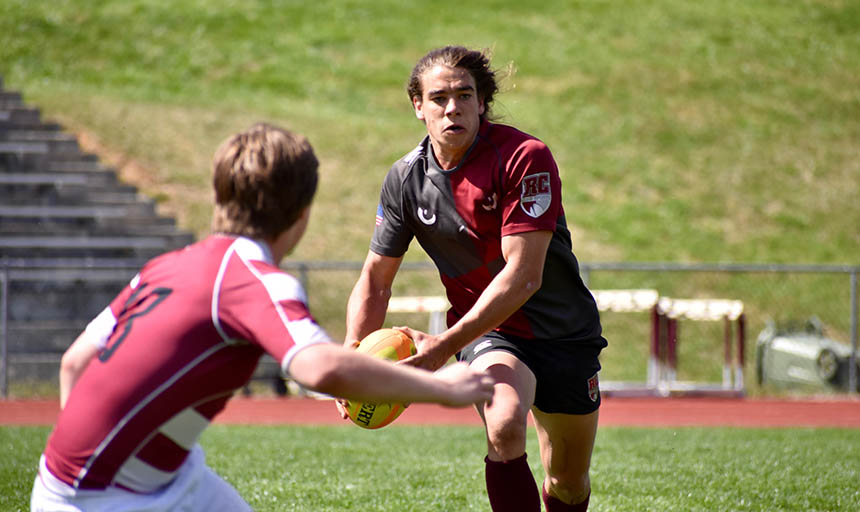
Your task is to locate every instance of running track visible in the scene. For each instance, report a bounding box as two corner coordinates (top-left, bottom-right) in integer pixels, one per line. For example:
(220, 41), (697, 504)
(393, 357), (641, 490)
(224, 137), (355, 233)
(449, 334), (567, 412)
(2, 396), (860, 428)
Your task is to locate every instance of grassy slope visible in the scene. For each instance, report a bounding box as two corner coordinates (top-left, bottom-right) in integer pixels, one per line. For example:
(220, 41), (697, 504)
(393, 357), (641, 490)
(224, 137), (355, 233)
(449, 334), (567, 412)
(2, 0), (857, 263)
(1, 1), (858, 379)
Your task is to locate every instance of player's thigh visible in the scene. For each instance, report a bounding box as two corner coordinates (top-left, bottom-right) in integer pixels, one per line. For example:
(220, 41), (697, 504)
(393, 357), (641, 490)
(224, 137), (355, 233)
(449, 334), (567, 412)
(531, 408), (599, 481)
(30, 448), (251, 512)
(460, 336), (538, 458)
(183, 464), (252, 512)
(150, 445), (252, 512)
(172, 445), (251, 512)
(471, 349), (537, 422)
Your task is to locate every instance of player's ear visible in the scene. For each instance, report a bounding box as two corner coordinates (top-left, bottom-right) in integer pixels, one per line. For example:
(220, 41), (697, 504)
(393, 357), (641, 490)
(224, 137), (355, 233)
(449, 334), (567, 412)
(412, 96), (425, 121)
(478, 97), (485, 117)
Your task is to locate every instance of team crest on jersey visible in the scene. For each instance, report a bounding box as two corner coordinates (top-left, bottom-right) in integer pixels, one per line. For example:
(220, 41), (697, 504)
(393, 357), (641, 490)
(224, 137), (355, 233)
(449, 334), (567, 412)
(520, 172), (551, 218)
(587, 373), (600, 402)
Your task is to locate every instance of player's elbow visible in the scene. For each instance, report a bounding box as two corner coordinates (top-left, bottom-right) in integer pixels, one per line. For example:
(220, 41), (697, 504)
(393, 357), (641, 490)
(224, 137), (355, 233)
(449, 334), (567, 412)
(520, 272), (542, 299)
(287, 344), (351, 395)
(59, 348), (89, 379)
(300, 364), (349, 395)
(527, 273), (542, 292)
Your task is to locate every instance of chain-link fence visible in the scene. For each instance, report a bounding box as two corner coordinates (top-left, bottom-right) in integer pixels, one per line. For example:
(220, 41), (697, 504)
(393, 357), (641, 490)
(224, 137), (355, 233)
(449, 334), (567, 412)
(2, 259), (857, 397)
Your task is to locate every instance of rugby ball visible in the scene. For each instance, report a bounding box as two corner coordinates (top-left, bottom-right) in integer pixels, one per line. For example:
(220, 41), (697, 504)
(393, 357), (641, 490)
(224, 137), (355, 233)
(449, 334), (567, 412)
(346, 328), (417, 429)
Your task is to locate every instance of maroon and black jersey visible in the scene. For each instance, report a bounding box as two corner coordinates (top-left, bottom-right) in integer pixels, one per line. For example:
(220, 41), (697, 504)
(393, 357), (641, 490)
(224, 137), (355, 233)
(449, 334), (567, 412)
(371, 121), (602, 341)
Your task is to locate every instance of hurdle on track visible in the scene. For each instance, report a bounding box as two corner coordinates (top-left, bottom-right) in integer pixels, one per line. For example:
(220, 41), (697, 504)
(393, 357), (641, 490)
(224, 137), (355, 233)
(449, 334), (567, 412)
(387, 290), (746, 398)
(654, 296), (746, 396)
(595, 289), (746, 397)
(387, 295), (449, 335)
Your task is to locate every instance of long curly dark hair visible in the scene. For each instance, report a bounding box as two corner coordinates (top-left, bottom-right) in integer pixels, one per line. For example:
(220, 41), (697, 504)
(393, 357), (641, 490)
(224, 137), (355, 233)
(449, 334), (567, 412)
(407, 46), (500, 122)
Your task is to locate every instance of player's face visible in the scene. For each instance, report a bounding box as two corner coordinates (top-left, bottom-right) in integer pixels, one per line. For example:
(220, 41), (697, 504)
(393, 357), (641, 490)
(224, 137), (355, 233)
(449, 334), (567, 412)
(413, 65), (485, 169)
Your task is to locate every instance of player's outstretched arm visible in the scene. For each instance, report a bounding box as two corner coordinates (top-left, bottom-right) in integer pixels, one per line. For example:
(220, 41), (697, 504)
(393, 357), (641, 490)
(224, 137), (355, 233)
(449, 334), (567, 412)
(288, 342), (494, 407)
(59, 331), (101, 409)
(429, 361), (496, 407)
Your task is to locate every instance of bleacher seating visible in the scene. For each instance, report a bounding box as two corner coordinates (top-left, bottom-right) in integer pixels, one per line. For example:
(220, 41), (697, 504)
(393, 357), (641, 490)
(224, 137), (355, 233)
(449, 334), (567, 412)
(0, 76), (195, 385)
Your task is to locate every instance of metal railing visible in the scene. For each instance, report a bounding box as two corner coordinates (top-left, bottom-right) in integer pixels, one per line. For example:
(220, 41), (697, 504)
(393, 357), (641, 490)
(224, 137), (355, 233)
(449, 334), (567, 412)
(578, 262), (859, 395)
(2, 258), (857, 397)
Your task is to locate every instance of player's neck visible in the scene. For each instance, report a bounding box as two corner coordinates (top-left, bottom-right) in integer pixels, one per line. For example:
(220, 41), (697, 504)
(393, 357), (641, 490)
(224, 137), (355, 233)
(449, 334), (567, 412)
(429, 139), (472, 171)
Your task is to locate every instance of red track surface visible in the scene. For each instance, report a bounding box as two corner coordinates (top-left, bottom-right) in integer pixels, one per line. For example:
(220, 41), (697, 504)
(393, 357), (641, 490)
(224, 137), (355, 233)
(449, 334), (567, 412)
(2, 396), (860, 428)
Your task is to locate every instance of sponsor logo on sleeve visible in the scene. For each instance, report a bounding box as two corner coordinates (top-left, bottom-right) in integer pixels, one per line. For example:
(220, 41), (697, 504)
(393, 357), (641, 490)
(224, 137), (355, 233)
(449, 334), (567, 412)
(520, 172), (551, 218)
(417, 206), (437, 225)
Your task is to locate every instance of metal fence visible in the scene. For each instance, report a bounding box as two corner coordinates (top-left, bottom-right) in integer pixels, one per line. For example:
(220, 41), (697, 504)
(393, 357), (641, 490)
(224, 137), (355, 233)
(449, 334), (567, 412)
(2, 259), (857, 397)
(577, 262), (859, 395)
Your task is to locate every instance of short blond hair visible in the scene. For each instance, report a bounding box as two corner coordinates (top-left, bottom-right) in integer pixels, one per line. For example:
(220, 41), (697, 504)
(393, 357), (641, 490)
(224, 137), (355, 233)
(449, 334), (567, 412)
(211, 123), (318, 239)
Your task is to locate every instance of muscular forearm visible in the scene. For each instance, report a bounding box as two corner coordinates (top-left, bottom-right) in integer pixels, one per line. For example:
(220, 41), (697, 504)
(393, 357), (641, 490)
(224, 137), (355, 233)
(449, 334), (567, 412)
(291, 343), (454, 404)
(345, 252), (401, 344)
(436, 265), (539, 357)
(330, 352), (452, 403)
(345, 277), (390, 344)
(421, 231), (551, 364)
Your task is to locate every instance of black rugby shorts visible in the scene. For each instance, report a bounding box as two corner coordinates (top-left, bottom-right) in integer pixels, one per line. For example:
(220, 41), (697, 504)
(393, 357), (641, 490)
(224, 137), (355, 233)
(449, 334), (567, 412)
(456, 331), (607, 415)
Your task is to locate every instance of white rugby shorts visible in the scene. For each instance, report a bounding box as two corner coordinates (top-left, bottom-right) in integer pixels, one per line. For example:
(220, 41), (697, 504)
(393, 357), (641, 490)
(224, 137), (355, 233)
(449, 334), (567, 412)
(30, 445), (252, 512)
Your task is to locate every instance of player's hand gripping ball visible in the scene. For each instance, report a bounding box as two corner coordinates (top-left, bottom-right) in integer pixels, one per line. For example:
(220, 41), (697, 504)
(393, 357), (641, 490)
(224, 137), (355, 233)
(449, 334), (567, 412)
(346, 328), (417, 429)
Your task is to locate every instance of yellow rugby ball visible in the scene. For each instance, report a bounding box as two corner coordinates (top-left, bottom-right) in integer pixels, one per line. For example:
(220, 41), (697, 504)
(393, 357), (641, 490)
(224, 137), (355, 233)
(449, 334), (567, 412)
(346, 328), (417, 429)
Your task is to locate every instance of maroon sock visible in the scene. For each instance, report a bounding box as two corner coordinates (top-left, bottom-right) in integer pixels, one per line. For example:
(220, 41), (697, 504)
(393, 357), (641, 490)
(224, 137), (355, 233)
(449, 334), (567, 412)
(484, 453), (540, 512)
(542, 484), (590, 512)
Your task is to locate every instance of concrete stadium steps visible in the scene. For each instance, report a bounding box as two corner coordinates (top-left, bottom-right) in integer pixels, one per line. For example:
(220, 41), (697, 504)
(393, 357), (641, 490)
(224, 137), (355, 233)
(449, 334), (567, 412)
(0, 106), (43, 129)
(7, 279), (127, 323)
(5, 355), (286, 390)
(0, 128), (80, 145)
(1, 156), (124, 178)
(7, 321), (88, 360)
(0, 203), (157, 219)
(0, 91), (24, 108)
(7, 354), (64, 382)
(0, 235), (192, 259)
(0, 146), (97, 173)
(6, 276), (127, 379)
(42, 159), (113, 173)
(0, 140), (83, 160)
(0, 218), (186, 236)
(0, 207), (187, 235)
(0, 176), (141, 205)
(1, 78), (201, 387)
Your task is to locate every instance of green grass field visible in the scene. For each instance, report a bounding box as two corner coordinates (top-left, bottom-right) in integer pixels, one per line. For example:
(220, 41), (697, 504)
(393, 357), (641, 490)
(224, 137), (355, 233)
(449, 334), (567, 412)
(4, 424), (859, 511)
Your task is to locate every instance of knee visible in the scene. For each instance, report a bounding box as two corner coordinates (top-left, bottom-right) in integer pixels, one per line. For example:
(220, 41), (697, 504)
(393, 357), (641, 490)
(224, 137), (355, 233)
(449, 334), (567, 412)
(545, 472), (590, 505)
(485, 410), (529, 459)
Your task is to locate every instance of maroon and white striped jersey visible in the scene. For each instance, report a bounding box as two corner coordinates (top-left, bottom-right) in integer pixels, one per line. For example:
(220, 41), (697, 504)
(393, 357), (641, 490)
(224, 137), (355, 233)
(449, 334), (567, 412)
(43, 235), (331, 492)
